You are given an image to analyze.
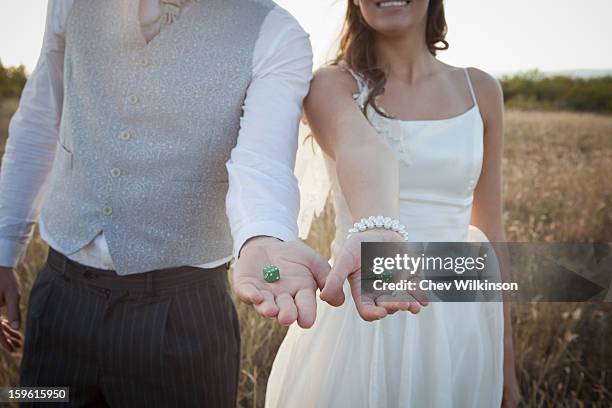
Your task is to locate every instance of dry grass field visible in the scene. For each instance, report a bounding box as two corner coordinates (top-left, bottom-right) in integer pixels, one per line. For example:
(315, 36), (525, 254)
(1, 105), (611, 407)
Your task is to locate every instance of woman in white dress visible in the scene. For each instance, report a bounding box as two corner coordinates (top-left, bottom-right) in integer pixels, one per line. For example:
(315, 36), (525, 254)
(266, 0), (520, 407)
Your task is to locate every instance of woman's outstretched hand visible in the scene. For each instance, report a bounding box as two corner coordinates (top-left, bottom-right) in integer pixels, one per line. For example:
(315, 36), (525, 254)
(320, 229), (429, 321)
(232, 237), (330, 329)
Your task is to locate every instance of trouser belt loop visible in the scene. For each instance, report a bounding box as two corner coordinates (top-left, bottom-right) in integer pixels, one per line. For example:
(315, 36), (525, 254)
(49, 248), (69, 279)
(146, 272), (154, 293)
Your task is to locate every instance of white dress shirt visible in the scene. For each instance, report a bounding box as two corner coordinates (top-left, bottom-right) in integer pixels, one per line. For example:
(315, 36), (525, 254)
(0, 0), (312, 270)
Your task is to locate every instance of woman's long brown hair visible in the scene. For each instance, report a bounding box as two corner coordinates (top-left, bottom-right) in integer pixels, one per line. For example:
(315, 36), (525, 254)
(333, 0), (449, 117)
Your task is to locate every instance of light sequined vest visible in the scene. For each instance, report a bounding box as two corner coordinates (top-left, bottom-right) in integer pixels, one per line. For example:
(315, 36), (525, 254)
(40, 0), (275, 274)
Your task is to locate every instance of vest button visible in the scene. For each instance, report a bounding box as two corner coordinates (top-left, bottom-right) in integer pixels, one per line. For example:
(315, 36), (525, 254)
(127, 95), (139, 105)
(111, 168), (122, 177)
(102, 206), (113, 216)
(137, 57), (150, 67)
(119, 131), (131, 141)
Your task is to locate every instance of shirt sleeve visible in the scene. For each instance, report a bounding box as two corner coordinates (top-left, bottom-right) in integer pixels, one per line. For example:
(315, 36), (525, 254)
(0, 0), (72, 267)
(225, 6), (314, 260)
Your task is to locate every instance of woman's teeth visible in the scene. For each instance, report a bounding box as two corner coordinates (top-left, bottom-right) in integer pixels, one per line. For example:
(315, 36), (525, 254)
(376, 1), (409, 8)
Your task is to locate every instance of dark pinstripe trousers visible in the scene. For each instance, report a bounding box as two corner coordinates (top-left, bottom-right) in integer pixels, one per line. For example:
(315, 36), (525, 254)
(19, 248), (240, 408)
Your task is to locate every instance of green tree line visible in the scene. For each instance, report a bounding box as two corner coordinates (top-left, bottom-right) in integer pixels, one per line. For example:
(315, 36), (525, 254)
(0, 59), (27, 100)
(500, 70), (612, 114)
(1, 60), (611, 114)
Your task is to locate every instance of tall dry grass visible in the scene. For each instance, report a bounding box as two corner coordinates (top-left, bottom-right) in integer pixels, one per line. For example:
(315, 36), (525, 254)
(1, 108), (611, 407)
(0, 98), (18, 156)
(236, 110), (612, 407)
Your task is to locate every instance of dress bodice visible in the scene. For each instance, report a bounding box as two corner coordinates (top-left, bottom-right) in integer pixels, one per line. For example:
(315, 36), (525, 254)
(326, 67), (484, 254)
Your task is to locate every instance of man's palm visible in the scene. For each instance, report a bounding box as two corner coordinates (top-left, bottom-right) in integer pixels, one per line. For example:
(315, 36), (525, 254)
(232, 238), (330, 328)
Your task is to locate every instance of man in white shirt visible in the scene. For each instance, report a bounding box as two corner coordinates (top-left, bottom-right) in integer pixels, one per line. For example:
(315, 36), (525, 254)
(0, 0), (329, 406)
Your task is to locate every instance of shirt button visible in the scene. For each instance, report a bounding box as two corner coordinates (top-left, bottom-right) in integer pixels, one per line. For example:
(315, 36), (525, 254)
(111, 168), (122, 177)
(102, 206), (113, 216)
(127, 95), (139, 105)
(137, 57), (150, 67)
(119, 131), (131, 141)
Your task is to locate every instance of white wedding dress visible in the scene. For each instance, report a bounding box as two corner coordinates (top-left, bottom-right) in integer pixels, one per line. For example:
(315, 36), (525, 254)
(266, 68), (504, 408)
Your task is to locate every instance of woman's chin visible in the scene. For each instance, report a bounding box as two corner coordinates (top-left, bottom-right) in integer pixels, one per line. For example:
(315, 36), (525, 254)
(372, 20), (419, 37)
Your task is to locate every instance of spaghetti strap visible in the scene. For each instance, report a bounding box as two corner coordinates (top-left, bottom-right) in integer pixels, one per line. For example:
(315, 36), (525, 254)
(463, 68), (478, 108)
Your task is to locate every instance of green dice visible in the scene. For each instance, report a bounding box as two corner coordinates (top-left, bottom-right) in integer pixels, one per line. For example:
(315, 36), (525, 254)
(263, 264), (281, 283)
(381, 269), (393, 283)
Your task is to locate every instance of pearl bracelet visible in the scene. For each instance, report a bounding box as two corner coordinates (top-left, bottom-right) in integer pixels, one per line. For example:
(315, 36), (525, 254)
(347, 216), (409, 241)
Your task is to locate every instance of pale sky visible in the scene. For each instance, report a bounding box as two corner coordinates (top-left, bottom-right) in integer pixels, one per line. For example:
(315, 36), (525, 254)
(1, 0), (611, 74)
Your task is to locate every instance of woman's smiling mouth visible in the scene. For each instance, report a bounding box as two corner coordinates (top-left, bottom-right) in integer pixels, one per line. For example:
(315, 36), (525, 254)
(376, 1), (411, 9)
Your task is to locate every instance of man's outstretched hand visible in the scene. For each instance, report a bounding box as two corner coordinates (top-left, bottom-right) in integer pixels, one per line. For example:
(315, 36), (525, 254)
(0, 267), (23, 352)
(320, 229), (429, 321)
(232, 237), (330, 329)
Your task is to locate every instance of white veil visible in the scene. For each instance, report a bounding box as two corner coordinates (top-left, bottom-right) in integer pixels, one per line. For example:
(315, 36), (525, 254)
(295, 120), (332, 239)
